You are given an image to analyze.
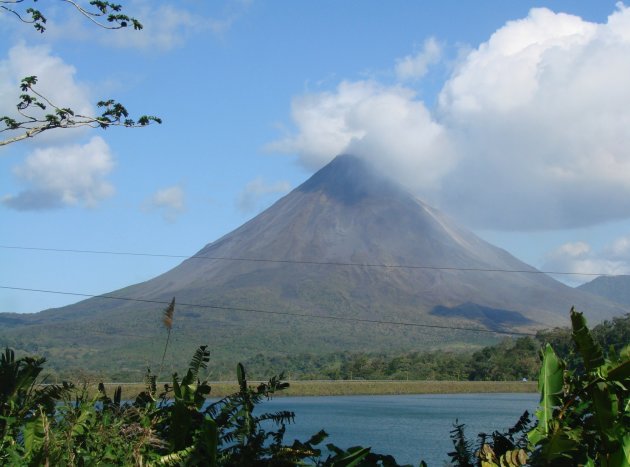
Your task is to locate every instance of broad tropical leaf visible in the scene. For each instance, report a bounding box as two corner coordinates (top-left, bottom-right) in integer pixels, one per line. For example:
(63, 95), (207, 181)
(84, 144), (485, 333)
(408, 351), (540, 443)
(571, 308), (605, 373)
(528, 344), (564, 445)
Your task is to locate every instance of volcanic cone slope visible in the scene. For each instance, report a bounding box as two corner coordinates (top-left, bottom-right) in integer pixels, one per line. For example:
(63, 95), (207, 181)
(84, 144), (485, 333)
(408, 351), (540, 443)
(4, 155), (627, 372)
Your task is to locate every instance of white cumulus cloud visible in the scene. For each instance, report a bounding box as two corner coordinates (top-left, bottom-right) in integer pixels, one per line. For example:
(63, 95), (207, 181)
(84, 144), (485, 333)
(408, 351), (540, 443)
(543, 239), (630, 286)
(268, 80), (456, 196)
(437, 5), (630, 230)
(605, 234), (630, 260)
(98, 2), (208, 50)
(44, 0), (251, 51)
(271, 4), (630, 231)
(2, 136), (115, 210)
(144, 185), (186, 222)
(0, 43), (93, 144)
(395, 37), (442, 81)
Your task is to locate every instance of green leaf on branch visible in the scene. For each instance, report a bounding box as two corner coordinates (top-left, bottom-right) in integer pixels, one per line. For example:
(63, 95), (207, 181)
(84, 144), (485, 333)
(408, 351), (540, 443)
(537, 344), (564, 433)
(571, 308), (605, 373)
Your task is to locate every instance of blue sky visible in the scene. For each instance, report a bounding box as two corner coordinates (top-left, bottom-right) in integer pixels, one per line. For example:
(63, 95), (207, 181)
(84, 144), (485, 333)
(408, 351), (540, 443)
(2, 0), (630, 313)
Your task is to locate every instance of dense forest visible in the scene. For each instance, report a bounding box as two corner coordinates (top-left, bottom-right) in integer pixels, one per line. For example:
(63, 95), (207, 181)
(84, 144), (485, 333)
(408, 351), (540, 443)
(242, 313), (630, 382)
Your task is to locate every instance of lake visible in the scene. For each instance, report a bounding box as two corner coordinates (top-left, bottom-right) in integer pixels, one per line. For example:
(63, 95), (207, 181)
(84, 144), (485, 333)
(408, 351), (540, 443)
(257, 393), (539, 466)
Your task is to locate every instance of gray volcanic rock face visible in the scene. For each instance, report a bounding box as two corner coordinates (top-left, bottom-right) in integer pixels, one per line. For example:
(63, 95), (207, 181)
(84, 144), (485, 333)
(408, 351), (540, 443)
(4, 154), (627, 372)
(578, 275), (630, 307)
(137, 154), (623, 328)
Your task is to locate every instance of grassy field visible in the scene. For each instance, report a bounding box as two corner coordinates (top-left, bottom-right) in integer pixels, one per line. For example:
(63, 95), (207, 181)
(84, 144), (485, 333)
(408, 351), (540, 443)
(99, 379), (538, 400)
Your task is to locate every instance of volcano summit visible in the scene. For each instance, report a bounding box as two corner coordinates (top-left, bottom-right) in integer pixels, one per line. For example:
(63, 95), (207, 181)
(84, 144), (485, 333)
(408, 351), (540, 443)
(1, 155), (626, 373)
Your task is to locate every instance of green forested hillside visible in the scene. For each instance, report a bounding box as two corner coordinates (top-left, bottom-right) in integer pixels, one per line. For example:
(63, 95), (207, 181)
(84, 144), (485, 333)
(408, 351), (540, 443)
(242, 312), (629, 381)
(3, 310), (626, 383)
(578, 275), (630, 306)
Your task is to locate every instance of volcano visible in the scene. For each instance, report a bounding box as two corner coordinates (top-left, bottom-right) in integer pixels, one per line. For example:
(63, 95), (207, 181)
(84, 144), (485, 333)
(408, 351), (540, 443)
(1, 155), (626, 375)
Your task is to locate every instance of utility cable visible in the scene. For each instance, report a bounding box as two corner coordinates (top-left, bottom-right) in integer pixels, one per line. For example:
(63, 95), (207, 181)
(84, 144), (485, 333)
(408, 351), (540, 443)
(0, 244), (609, 277)
(0, 285), (538, 337)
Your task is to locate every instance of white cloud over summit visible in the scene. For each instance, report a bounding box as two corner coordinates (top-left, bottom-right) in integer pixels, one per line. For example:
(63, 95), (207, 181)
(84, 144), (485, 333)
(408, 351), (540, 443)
(271, 5), (630, 231)
(267, 81), (455, 193)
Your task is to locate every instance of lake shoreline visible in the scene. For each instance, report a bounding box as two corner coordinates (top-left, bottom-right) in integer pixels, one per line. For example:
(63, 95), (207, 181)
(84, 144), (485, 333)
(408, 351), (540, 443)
(100, 380), (538, 399)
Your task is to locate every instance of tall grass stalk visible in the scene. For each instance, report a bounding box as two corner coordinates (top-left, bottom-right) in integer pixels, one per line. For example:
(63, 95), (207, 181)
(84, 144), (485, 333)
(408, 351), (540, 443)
(158, 297), (175, 378)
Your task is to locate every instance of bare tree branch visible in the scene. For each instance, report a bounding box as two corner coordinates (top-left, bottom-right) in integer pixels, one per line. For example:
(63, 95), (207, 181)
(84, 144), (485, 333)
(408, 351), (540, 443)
(0, 1), (161, 147)
(1, 76), (161, 147)
(0, 0), (142, 33)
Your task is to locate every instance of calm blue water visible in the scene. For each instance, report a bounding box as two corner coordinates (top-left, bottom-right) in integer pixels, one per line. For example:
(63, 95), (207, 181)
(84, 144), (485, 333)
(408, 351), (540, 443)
(256, 393), (538, 466)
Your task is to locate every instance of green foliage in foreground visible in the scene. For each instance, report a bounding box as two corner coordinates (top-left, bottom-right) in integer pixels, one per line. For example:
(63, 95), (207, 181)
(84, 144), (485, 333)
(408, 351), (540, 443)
(0, 308), (628, 466)
(0, 345), (411, 466)
(448, 308), (629, 467)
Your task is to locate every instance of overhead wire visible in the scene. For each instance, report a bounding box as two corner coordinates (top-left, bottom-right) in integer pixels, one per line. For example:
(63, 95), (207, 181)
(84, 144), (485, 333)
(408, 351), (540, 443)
(0, 243), (594, 340)
(0, 244), (610, 277)
(0, 285), (538, 337)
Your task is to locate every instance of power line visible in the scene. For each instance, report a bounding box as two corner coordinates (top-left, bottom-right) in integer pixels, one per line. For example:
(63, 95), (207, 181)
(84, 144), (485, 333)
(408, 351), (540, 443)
(0, 244), (610, 277)
(0, 285), (538, 337)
